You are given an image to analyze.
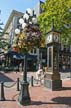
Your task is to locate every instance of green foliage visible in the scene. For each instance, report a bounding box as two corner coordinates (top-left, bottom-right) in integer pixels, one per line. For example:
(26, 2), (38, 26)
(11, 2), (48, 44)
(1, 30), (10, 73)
(38, 0), (71, 45)
(0, 31), (9, 51)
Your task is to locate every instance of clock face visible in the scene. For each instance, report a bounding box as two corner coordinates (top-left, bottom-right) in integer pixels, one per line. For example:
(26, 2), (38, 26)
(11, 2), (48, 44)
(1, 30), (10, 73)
(47, 34), (52, 43)
(46, 33), (59, 44)
(53, 35), (59, 42)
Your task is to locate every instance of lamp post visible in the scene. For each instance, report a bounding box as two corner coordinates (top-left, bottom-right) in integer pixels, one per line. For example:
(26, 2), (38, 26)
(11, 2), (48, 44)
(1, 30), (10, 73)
(15, 8), (40, 105)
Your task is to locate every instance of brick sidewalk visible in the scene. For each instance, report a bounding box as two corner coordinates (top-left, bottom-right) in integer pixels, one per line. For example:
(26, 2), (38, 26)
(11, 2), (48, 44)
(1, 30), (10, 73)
(0, 72), (71, 108)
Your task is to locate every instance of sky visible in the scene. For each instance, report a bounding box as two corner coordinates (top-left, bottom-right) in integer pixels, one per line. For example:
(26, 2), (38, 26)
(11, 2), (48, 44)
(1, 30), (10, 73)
(0, 0), (44, 28)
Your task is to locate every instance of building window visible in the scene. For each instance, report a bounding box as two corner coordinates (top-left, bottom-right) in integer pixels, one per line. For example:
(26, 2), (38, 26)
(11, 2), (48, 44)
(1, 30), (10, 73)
(61, 44), (64, 51)
(67, 46), (70, 52)
(34, 48), (37, 53)
(30, 48), (37, 54)
(63, 45), (66, 51)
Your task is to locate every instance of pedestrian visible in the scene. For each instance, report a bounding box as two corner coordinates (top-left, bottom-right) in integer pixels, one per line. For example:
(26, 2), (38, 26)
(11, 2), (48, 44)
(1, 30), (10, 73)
(35, 64), (43, 84)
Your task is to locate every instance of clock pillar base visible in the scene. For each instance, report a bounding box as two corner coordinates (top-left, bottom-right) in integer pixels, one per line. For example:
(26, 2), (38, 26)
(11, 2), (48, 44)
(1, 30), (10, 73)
(44, 72), (62, 91)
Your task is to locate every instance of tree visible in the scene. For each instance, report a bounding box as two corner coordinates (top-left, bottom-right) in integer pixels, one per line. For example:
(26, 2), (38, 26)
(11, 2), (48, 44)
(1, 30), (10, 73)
(38, 0), (71, 45)
(0, 31), (9, 52)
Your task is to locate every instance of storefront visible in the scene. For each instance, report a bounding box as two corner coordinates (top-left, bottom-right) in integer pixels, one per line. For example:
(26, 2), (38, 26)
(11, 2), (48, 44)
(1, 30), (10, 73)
(59, 51), (71, 72)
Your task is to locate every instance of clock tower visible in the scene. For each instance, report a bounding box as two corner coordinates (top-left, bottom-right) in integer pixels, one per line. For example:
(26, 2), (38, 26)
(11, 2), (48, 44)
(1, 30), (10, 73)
(44, 20), (62, 90)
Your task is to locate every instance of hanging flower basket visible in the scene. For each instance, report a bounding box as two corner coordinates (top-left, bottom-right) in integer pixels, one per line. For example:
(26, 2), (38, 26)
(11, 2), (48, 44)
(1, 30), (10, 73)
(24, 25), (41, 47)
(15, 24), (42, 53)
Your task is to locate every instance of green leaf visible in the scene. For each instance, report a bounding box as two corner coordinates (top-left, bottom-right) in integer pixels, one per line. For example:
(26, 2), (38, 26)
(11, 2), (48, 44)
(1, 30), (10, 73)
(38, 0), (71, 45)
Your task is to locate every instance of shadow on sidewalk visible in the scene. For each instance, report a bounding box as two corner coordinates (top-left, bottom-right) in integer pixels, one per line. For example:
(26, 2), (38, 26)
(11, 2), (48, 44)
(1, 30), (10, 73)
(26, 99), (71, 106)
(62, 87), (71, 90)
(50, 87), (71, 91)
(0, 72), (14, 82)
(31, 101), (48, 105)
(52, 97), (71, 105)
(0, 99), (16, 102)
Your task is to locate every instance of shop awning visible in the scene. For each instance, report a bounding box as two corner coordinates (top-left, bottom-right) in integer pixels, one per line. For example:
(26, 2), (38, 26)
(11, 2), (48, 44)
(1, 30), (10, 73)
(27, 54), (37, 61)
(6, 51), (24, 60)
(6, 51), (37, 60)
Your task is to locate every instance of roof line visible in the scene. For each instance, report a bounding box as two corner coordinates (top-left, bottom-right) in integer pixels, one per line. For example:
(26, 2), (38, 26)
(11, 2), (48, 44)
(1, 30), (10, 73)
(3, 10), (23, 32)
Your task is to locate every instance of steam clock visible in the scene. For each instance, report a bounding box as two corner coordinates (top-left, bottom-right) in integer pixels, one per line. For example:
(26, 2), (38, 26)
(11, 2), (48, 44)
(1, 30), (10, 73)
(44, 21), (62, 90)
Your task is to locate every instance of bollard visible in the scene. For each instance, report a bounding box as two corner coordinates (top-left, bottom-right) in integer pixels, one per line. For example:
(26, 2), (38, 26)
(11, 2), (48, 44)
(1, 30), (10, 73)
(0, 82), (5, 101)
(17, 78), (19, 91)
(31, 76), (34, 87)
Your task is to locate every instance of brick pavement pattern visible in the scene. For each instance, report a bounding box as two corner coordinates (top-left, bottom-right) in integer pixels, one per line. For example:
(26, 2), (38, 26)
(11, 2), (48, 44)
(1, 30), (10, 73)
(0, 71), (71, 108)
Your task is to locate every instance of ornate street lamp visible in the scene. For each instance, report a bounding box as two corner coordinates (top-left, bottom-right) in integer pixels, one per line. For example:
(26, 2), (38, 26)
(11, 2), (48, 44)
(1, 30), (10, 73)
(15, 8), (41, 105)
